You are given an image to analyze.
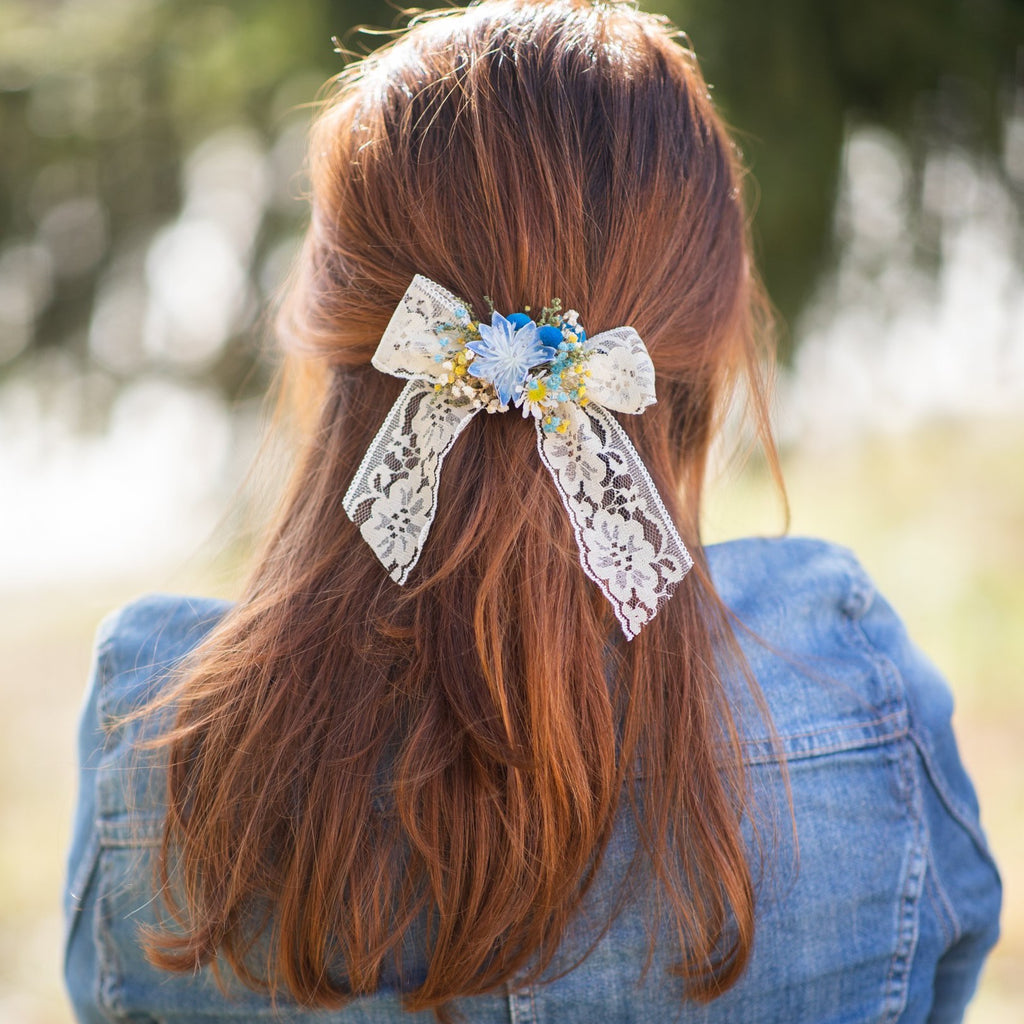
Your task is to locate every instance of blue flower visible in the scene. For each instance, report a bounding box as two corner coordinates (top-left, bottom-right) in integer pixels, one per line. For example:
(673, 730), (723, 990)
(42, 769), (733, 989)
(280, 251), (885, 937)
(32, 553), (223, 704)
(466, 311), (558, 406)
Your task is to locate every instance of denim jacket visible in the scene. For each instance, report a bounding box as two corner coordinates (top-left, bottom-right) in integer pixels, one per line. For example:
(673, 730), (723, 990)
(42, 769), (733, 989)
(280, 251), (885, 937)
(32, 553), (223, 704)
(64, 537), (1001, 1023)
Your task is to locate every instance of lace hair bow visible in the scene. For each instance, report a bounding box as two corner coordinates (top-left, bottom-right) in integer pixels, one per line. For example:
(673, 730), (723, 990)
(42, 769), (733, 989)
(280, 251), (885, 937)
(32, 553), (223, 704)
(343, 275), (693, 639)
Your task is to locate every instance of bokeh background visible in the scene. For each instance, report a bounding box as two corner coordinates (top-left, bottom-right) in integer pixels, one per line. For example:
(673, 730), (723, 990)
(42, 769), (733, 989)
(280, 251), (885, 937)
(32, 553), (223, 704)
(1, 1), (1022, 1021)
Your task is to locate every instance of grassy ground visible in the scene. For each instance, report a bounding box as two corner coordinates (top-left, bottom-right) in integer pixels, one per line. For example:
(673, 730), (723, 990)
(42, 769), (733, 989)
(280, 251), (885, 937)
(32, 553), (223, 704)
(2, 415), (1021, 1023)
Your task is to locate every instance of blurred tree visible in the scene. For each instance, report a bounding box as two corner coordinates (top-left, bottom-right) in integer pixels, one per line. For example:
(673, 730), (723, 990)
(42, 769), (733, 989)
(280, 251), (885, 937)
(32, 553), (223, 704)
(0, 0), (1020, 397)
(682, 0), (1024, 350)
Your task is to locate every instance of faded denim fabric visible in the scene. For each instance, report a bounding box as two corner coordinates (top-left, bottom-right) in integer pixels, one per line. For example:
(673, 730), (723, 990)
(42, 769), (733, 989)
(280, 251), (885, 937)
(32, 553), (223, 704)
(64, 537), (1001, 1023)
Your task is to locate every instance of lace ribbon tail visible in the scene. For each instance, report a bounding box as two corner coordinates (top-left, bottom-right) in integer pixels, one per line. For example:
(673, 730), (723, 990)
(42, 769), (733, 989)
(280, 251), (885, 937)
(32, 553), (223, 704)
(343, 380), (480, 584)
(535, 403), (694, 640)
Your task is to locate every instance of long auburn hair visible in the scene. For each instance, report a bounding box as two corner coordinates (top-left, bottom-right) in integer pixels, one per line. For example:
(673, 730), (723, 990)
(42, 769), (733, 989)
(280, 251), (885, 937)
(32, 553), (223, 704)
(143, 0), (781, 1015)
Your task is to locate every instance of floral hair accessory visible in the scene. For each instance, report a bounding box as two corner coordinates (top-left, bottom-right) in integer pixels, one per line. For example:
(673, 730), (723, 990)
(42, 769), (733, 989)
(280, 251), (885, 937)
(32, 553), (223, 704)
(343, 275), (693, 639)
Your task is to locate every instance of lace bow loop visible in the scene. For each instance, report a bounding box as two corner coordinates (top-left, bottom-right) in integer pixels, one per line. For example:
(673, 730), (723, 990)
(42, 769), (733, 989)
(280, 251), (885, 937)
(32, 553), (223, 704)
(343, 275), (693, 637)
(582, 327), (657, 415)
(371, 274), (474, 381)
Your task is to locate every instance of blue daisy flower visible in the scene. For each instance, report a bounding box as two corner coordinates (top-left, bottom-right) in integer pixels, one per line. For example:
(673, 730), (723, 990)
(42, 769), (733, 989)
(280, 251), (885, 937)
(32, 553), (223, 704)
(466, 311), (558, 406)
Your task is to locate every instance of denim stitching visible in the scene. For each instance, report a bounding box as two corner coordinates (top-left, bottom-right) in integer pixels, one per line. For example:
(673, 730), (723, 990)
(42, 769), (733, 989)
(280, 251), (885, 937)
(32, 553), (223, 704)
(65, 831), (100, 917)
(740, 709), (909, 765)
(64, 632), (119, 964)
(507, 983), (536, 1024)
(841, 609), (903, 712)
(924, 847), (959, 948)
(842, 571), (998, 874)
(880, 737), (927, 1024)
(836, 567), (936, 1020)
(95, 849), (125, 1017)
(923, 876), (950, 949)
(745, 710), (906, 746)
(95, 624), (123, 731)
(909, 729), (998, 869)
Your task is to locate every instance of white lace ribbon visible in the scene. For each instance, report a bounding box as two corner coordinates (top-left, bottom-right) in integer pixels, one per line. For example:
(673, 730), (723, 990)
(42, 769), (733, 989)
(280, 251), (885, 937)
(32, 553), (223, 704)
(342, 275), (693, 638)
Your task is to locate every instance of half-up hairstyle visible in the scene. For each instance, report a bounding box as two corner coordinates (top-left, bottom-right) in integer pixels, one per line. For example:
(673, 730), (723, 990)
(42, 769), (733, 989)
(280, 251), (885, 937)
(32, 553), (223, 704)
(143, 0), (781, 1015)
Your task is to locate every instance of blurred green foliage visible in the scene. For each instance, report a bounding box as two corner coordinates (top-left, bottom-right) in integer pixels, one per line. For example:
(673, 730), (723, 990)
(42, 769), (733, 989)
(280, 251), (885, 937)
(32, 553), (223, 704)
(0, 0), (1020, 395)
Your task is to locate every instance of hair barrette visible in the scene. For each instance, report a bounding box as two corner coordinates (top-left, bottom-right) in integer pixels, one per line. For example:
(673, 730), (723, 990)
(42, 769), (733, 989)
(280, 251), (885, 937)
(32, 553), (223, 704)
(343, 275), (692, 639)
